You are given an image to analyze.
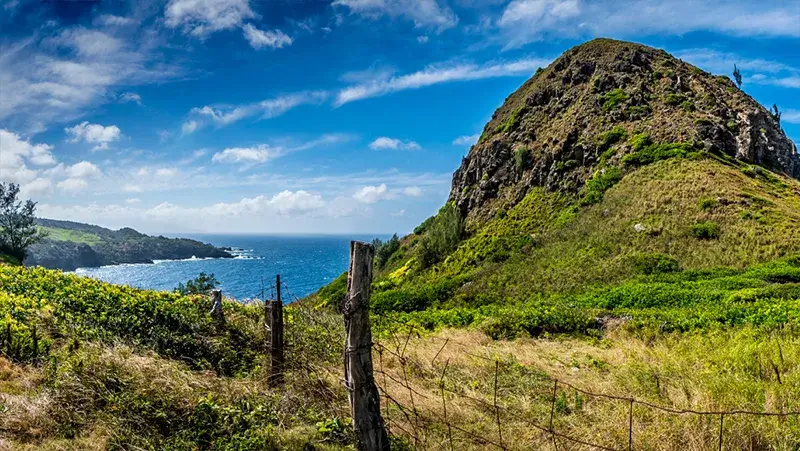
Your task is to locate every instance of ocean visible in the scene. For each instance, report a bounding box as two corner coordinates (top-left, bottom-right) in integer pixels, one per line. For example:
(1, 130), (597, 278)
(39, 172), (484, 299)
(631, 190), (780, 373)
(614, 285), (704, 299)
(75, 234), (390, 301)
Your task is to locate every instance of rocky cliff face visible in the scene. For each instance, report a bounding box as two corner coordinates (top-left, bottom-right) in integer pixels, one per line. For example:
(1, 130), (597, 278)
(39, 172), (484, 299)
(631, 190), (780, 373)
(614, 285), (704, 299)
(449, 38), (799, 225)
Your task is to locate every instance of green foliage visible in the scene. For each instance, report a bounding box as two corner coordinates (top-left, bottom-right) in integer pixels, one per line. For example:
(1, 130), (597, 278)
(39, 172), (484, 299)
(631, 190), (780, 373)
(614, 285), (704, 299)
(514, 147), (532, 172)
(38, 226), (102, 244)
(0, 266), (262, 375)
(315, 272), (347, 308)
(374, 234), (401, 269)
(692, 221), (721, 239)
(599, 88), (629, 111)
(497, 107), (524, 134)
(626, 104), (651, 118)
(629, 133), (652, 151)
(681, 100), (696, 112)
(631, 253), (680, 275)
(0, 182), (48, 261)
(414, 216), (435, 235)
(622, 142), (697, 166)
(699, 197), (718, 211)
(726, 120), (739, 131)
(598, 126), (627, 152)
(372, 276), (468, 313)
(175, 271), (219, 295)
(665, 93), (685, 105)
(418, 203), (464, 268)
(582, 167), (622, 205)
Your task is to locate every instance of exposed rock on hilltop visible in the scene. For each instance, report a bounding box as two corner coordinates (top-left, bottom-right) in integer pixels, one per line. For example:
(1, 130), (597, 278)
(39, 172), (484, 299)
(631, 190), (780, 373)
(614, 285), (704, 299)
(451, 38), (799, 224)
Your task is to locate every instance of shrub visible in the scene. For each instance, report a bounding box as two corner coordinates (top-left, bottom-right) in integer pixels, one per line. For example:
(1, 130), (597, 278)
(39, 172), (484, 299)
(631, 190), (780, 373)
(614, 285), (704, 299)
(665, 93), (685, 105)
(414, 216), (435, 235)
(622, 142), (696, 166)
(175, 272), (219, 295)
(631, 253), (680, 275)
(316, 272), (347, 308)
(599, 88), (629, 111)
(582, 166), (622, 205)
(699, 197), (718, 211)
(0, 182), (47, 262)
(692, 221), (721, 239)
(627, 104), (651, 118)
(681, 101), (696, 112)
(418, 203), (464, 268)
(497, 107), (524, 134)
(726, 120), (739, 131)
(629, 133), (652, 151)
(514, 147), (531, 172)
(375, 234), (400, 268)
(598, 126), (627, 151)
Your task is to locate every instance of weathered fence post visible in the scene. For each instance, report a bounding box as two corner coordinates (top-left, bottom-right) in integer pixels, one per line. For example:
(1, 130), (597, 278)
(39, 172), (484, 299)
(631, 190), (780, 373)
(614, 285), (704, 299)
(267, 275), (284, 387)
(210, 289), (224, 325)
(344, 241), (389, 451)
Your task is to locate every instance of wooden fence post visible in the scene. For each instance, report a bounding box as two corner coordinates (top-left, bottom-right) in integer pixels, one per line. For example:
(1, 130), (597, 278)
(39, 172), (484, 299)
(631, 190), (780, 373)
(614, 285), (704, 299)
(344, 241), (389, 451)
(267, 275), (284, 387)
(210, 290), (224, 325)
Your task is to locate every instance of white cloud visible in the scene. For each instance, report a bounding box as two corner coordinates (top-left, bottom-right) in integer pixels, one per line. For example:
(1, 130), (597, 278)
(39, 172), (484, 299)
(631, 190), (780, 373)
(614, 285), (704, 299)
(212, 144), (282, 164)
(181, 120), (198, 135)
(65, 122), (121, 150)
(164, 0), (255, 37)
(267, 190), (326, 215)
(242, 24), (292, 49)
(21, 178), (52, 198)
(118, 92), (142, 104)
(125, 198), (141, 204)
(188, 91), (328, 127)
(353, 184), (395, 203)
(0, 27), (180, 131)
(0, 129), (57, 186)
(66, 161), (102, 179)
(403, 186), (423, 197)
(57, 178), (89, 192)
(784, 110), (800, 125)
(674, 49), (796, 75)
(369, 137), (421, 150)
(453, 134), (479, 145)
(94, 14), (137, 27)
(497, 0), (800, 48)
(335, 57), (551, 105)
(333, 0), (458, 31)
(124, 184), (143, 193)
(155, 168), (177, 177)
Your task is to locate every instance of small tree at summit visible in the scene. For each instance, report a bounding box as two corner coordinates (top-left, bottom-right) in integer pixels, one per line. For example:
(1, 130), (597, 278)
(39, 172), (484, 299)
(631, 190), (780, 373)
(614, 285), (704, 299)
(0, 182), (47, 262)
(733, 64), (743, 88)
(771, 104), (782, 124)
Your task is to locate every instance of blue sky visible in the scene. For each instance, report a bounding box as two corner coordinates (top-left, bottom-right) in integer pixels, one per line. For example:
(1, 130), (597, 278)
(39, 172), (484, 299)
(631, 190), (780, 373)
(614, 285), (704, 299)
(1, 0), (799, 235)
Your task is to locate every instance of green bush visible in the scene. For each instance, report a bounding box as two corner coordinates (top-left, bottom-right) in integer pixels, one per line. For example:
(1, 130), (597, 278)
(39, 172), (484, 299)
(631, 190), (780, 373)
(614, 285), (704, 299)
(316, 271), (347, 308)
(514, 147), (531, 172)
(414, 216), (435, 235)
(582, 166), (622, 205)
(627, 105), (651, 118)
(629, 133), (652, 151)
(374, 234), (400, 268)
(699, 197), (718, 211)
(599, 88), (629, 111)
(497, 107), (524, 134)
(598, 126), (627, 152)
(622, 142), (697, 166)
(665, 93), (685, 105)
(418, 203), (464, 268)
(692, 221), (721, 239)
(175, 272), (219, 295)
(681, 101), (696, 112)
(631, 253), (680, 275)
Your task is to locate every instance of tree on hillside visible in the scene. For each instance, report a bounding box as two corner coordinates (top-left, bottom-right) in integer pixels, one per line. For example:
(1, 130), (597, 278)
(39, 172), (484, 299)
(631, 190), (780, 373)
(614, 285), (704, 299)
(0, 183), (47, 262)
(418, 203), (464, 268)
(771, 104), (782, 124)
(733, 64), (743, 88)
(374, 233), (400, 268)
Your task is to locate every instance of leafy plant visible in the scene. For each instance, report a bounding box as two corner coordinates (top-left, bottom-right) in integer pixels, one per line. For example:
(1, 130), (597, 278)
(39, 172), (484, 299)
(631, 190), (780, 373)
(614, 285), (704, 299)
(515, 147), (532, 173)
(582, 167), (622, 205)
(599, 88), (629, 111)
(0, 182), (48, 262)
(175, 272), (219, 295)
(418, 203), (464, 268)
(631, 253), (680, 275)
(692, 221), (721, 239)
(622, 142), (697, 166)
(374, 234), (400, 269)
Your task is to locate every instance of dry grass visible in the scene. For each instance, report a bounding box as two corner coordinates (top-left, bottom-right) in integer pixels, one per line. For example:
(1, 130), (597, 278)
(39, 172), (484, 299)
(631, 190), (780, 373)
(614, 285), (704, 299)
(373, 328), (800, 450)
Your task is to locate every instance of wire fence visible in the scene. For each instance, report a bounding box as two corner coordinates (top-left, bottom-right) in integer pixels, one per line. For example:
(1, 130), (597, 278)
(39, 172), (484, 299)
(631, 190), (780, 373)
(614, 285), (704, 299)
(270, 280), (800, 450)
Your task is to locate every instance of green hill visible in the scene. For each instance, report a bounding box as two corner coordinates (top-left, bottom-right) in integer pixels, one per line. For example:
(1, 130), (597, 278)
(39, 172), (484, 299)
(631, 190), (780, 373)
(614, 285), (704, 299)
(25, 219), (233, 271)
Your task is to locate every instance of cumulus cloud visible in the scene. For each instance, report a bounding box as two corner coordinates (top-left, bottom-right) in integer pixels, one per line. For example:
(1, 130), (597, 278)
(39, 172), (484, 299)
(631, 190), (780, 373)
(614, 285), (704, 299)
(453, 134), (479, 145)
(64, 122), (121, 150)
(0, 129), (57, 186)
(267, 190), (325, 215)
(333, 0), (458, 31)
(181, 120), (198, 135)
(335, 57), (551, 105)
(66, 161), (102, 179)
(212, 144), (282, 164)
(57, 178), (89, 193)
(164, 0), (255, 37)
(242, 24), (292, 49)
(353, 184), (395, 203)
(369, 137), (420, 150)
(403, 186), (423, 197)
